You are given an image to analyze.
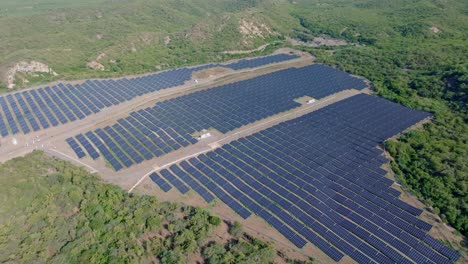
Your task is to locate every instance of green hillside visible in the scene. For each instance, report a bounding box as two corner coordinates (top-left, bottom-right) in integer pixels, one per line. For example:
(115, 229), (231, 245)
(0, 0), (285, 91)
(0, 151), (304, 263)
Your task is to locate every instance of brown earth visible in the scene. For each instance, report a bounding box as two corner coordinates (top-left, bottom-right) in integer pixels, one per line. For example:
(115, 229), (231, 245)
(192, 67), (234, 80)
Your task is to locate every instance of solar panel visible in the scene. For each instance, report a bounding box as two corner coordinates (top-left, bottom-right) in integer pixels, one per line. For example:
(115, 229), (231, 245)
(75, 134), (100, 159)
(0, 54), (299, 136)
(160, 169), (190, 194)
(85, 131), (123, 171)
(141, 94), (458, 263)
(37, 88), (68, 124)
(76, 64), (367, 168)
(0, 96), (19, 134)
(66, 137), (86, 159)
(149, 172), (172, 192)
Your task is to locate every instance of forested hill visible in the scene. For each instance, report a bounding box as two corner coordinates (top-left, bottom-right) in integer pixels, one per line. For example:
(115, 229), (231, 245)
(0, 0), (285, 90)
(288, 0), (467, 238)
(0, 152), (304, 263)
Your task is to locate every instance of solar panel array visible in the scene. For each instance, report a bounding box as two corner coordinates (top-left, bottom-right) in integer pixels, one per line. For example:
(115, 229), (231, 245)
(69, 64), (367, 170)
(0, 54), (298, 137)
(150, 94), (460, 264)
(223, 53), (300, 70)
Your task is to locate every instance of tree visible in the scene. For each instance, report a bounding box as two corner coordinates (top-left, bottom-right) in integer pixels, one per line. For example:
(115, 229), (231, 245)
(203, 242), (226, 263)
(229, 221), (243, 238)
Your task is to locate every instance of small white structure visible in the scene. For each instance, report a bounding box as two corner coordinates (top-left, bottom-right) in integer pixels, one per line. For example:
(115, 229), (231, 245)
(307, 99), (316, 104)
(12, 138), (18, 145)
(197, 132), (212, 140)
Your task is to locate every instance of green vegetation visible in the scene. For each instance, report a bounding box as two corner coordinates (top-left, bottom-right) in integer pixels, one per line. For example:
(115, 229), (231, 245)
(202, 236), (275, 264)
(0, 0), (284, 91)
(0, 151), (288, 263)
(290, 0), (467, 236)
(229, 221), (244, 238)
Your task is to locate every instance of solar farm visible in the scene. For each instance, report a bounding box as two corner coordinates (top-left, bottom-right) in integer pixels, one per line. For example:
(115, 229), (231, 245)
(67, 64), (367, 171)
(0, 51), (461, 263)
(0, 53), (298, 137)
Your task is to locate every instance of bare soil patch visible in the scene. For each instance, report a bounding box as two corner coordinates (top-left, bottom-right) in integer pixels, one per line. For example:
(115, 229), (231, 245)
(192, 67), (233, 80)
(86, 53), (106, 71)
(222, 42), (274, 55)
(58, 207), (80, 218)
(239, 18), (273, 39)
(430, 26), (441, 33)
(4, 61), (57, 89)
(287, 36), (348, 48)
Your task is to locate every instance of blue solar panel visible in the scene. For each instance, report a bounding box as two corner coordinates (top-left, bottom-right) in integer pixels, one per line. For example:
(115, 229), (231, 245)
(66, 137), (86, 159)
(22, 91), (50, 129)
(104, 125), (144, 164)
(85, 131), (123, 171)
(0, 96), (19, 134)
(149, 94), (456, 264)
(0, 112), (8, 137)
(149, 172), (172, 192)
(37, 88), (68, 124)
(14, 93), (41, 131)
(169, 165), (215, 203)
(0, 54), (453, 263)
(0, 54), (299, 136)
(77, 64), (367, 169)
(6, 94), (30, 134)
(64, 84), (100, 114)
(95, 128), (133, 168)
(117, 119), (162, 157)
(75, 133), (100, 160)
(160, 169), (190, 194)
(224, 54), (299, 70)
(113, 123), (153, 160)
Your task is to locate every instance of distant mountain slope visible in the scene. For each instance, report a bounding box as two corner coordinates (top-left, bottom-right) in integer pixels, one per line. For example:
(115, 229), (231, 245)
(0, 0), (288, 90)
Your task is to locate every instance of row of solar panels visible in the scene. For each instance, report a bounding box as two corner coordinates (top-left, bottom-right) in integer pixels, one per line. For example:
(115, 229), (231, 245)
(0, 53), (299, 137)
(68, 64), (368, 169)
(149, 94), (458, 264)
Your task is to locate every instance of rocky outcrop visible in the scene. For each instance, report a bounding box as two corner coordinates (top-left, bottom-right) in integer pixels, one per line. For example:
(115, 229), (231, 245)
(164, 36), (171, 46)
(6, 61), (57, 89)
(430, 26), (441, 33)
(86, 61), (105, 71)
(86, 53), (106, 71)
(239, 19), (273, 40)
